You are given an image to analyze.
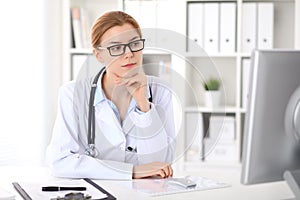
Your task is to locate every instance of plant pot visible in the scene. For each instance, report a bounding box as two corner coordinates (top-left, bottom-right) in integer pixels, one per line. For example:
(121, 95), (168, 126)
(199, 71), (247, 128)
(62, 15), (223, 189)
(204, 90), (221, 107)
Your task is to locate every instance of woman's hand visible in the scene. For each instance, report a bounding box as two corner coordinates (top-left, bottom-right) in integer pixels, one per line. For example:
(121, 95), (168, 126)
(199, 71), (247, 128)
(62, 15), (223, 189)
(133, 162), (173, 179)
(114, 70), (150, 112)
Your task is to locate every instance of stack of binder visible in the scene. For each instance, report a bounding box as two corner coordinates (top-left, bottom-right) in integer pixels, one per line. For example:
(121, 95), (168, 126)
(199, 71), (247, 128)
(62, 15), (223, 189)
(187, 2), (236, 54)
(187, 2), (274, 54)
(241, 3), (274, 54)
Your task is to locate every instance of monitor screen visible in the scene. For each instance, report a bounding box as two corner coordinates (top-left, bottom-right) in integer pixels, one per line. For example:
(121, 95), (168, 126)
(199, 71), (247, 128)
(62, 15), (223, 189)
(241, 50), (300, 185)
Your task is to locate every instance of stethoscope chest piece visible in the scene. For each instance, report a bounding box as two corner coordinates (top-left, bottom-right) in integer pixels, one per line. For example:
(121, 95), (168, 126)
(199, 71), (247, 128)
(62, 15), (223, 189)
(85, 144), (98, 157)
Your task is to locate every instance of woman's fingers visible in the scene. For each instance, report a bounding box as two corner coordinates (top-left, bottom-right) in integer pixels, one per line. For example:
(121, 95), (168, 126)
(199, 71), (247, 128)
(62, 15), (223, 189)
(133, 162), (174, 179)
(158, 169), (166, 178)
(156, 163), (173, 178)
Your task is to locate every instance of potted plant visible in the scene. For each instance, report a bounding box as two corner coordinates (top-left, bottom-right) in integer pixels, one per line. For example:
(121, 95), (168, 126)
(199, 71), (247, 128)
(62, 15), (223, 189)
(203, 77), (221, 107)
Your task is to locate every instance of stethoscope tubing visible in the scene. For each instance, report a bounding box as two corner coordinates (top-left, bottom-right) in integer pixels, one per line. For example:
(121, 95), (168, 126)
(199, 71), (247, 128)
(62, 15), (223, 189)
(86, 67), (152, 157)
(86, 67), (105, 157)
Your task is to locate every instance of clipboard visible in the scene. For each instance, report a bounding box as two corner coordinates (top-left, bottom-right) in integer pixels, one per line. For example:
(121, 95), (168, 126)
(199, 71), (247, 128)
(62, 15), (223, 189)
(84, 178), (116, 200)
(12, 178), (116, 200)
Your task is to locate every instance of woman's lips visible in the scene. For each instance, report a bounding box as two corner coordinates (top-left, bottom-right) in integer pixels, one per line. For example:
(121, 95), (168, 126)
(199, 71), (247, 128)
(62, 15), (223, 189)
(122, 63), (136, 68)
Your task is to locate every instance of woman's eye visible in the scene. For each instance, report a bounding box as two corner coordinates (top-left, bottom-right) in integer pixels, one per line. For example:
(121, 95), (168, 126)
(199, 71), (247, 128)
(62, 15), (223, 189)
(110, 45), (122, 52)
(131, 42), (139, 47)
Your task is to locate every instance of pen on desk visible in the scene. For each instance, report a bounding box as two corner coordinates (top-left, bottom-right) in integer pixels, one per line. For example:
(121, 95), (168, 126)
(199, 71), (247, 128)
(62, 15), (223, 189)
(42, 186), (87, 192)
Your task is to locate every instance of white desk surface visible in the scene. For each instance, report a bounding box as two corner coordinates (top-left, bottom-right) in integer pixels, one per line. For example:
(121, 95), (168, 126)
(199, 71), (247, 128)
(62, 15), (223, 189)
(0, 164), (295, 200)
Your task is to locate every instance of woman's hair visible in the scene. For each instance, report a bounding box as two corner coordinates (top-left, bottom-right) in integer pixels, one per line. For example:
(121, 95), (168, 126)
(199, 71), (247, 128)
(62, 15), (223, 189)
(91, 11), (142, 48)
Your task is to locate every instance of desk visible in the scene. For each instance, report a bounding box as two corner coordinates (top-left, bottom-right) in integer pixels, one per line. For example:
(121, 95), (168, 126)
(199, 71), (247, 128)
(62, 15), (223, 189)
(0, 164), (295, 200)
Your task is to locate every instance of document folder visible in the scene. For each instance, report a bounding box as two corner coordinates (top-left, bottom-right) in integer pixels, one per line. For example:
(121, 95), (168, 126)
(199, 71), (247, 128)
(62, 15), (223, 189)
(188, 3), (204, 52)
(241, 3), (257, 54)
(13, 179), (115, 200)
(204, 3), (219, 54)
(257, 3), (274, 50)
(220, 3), (236, 53)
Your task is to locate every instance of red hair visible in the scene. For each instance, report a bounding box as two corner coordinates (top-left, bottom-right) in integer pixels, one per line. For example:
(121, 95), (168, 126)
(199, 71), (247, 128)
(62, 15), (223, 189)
(91, 11), (142, 48)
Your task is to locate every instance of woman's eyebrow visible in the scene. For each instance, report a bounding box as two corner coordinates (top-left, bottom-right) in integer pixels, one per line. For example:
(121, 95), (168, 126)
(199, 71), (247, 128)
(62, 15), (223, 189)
(129, 36), (139, 42)
(107, 41), (122, 45)
(107, 36), (140, 45)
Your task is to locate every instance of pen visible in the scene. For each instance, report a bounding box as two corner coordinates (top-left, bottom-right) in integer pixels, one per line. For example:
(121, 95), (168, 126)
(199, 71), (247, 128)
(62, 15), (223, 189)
(42, 186), (87, 192)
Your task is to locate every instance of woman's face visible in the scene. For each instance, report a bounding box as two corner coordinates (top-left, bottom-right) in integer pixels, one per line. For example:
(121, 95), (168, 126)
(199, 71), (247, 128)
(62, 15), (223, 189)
(95, 23), (143, 79)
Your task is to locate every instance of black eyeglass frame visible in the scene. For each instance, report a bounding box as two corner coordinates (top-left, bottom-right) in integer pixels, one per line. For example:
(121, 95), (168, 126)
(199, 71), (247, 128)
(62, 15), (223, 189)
(97, 39), (145, 57)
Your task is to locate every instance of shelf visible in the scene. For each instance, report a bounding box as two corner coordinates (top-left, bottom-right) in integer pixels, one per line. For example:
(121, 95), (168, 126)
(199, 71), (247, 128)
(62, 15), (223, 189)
(239, 53), (252, 58)
(185, 52), (238, 58)
(185, 106), (238, 113)
(240, 108), (247, 113)
(143, 49), (172, 55)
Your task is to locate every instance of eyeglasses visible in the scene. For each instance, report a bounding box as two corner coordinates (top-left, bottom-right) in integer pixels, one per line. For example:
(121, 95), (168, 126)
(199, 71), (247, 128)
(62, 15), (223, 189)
(97, 39), (145, 57)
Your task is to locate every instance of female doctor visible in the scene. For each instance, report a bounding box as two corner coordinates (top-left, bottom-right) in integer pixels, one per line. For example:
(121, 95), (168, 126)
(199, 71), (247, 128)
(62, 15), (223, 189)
(46, 11), (176, 180)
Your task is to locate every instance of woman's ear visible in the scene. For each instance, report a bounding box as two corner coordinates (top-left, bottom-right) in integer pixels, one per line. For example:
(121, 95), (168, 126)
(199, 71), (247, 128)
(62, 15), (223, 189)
(93, 49), (105, 63)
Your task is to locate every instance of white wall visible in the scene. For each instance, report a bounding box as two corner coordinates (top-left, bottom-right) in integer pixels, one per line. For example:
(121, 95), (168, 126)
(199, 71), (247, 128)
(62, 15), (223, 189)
(0, 0), (62, 165)
(42, 0), (63, 164)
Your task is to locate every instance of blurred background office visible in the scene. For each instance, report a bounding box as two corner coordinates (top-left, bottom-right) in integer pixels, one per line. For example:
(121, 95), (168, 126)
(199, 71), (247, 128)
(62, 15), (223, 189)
(0, 0), (299, 169)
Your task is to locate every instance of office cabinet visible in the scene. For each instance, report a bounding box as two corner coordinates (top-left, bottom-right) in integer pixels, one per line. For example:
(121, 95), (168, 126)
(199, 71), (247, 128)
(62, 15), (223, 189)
(184, 0), (298, 165)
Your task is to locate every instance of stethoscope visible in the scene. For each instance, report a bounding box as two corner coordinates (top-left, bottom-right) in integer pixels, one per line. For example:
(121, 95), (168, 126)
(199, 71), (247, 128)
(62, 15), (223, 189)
(84, 67), (153, 157)
(85, 67), (105, 157)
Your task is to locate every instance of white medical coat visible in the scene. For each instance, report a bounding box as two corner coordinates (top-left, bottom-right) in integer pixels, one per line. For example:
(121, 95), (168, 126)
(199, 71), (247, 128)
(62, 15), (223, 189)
(46, 73), (176, 180)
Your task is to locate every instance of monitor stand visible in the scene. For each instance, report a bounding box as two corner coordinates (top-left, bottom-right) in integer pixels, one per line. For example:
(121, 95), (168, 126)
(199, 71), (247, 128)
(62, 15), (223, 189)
(283, 170), (300, 200)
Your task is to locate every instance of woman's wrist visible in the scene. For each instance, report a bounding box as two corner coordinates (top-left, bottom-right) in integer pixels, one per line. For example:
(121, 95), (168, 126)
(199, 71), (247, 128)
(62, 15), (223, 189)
(137, 100), (150, 112)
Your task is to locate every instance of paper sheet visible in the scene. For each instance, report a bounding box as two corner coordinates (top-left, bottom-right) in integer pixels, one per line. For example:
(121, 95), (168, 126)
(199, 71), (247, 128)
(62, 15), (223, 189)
(0, 187), (15, 200)
(118, 176), (230, 196)
(19, 179), (107, 199)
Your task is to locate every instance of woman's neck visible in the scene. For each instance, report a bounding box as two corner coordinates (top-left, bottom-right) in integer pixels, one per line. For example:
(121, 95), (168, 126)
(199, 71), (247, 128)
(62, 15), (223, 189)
(102, 72), (131, 101)
(102, 72), (133, 121)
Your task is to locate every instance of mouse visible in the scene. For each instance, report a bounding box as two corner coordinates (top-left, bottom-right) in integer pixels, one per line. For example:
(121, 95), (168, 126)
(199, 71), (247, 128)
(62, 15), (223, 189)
(167, 178), (197, 189)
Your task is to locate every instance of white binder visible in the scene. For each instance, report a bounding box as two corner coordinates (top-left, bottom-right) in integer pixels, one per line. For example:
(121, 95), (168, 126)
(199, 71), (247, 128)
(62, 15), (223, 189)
(242, 59), (251, 109)
(220, 3), (236, 53)
(241, 3), (257, 54)
(204, 3), (219, 54)
(257, 3), (274, 49)
(188, 3), (204, 52)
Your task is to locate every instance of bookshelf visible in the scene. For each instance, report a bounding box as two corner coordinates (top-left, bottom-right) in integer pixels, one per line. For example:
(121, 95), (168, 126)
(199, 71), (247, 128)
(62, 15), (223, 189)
(61, 0), (300, 167)
(184, 0), (300, 166)
(61, 0), (123, 82)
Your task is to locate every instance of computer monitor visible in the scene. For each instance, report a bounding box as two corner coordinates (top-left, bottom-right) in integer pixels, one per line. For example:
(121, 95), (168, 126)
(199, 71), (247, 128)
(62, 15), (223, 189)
(241, 50), (300, 187)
